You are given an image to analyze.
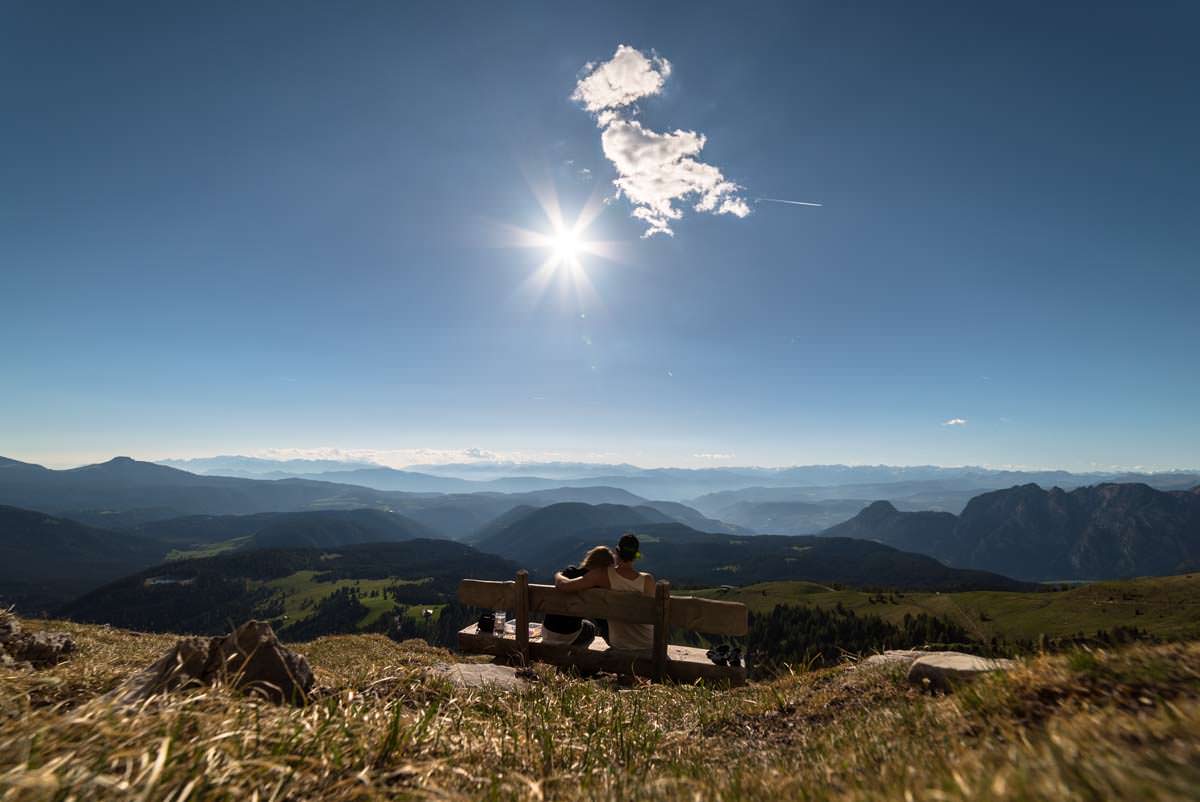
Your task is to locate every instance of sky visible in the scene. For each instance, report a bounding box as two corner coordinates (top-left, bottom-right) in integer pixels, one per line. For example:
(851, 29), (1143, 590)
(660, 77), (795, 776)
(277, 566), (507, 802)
(2, 1), (1198, 471)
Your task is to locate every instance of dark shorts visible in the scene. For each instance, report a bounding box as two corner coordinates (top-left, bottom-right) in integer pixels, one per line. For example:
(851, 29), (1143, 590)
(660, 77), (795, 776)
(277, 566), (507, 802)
(571, 619), (597, 648)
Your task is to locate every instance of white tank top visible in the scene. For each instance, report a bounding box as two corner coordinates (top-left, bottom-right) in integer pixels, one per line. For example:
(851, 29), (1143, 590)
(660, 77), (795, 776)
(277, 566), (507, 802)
(607, 567), (654, 652)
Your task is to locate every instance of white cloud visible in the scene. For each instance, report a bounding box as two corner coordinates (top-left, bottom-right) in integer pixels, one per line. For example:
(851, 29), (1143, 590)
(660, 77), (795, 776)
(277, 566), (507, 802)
(941, 418), (968, 427)
(571, 45), (671, 113)
(693, 452), (735, 460)
(254, 447), (502, 468)
(574, 45), (749, 237)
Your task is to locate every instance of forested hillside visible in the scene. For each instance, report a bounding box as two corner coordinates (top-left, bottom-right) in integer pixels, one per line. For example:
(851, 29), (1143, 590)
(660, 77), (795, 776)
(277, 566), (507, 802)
(59, 540), (516, 636)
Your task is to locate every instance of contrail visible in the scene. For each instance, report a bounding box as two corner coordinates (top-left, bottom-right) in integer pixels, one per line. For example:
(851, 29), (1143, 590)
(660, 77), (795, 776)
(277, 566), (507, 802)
(755, 197), (823, 207)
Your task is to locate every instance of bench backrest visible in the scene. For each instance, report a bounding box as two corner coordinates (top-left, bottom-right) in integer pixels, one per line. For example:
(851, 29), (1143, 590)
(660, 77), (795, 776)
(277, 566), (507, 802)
(458, 577), (748, 637)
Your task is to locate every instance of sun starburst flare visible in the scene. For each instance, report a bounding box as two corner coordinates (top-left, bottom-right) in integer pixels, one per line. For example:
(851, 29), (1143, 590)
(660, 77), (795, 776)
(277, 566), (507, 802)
(491, 178), (625, 311)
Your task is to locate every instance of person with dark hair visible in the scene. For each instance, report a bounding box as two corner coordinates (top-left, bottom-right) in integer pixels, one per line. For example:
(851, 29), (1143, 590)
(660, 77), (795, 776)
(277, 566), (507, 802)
(554, 532), (655, 652)
(541, 546), (612, 647)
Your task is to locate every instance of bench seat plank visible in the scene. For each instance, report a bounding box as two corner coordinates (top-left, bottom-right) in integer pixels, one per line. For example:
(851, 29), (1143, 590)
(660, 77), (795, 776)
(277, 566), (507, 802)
(457, 625), (746, 685)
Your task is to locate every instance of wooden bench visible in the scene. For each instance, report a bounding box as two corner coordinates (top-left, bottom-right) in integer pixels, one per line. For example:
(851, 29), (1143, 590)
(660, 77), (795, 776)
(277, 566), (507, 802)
(457, 570), (749, 685)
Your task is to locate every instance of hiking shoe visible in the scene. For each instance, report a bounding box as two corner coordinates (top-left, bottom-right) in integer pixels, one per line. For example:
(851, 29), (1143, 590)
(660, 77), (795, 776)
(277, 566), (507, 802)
(706, 644), (733, 666)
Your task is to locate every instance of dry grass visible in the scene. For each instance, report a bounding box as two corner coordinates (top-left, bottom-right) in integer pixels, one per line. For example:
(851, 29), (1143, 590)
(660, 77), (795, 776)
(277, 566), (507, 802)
(2, 619), (1199, 801)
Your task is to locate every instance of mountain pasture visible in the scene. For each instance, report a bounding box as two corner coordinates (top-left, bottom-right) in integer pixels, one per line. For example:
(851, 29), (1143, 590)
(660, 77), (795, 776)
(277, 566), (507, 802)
(697, 573), (1200, 644)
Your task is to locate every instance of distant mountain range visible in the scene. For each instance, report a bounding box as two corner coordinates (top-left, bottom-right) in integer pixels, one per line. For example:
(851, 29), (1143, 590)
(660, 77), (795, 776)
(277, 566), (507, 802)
(4, 453), (1199, 614)
(822, 483), (1200, 580)
(153, 454), (1200, 503)
(465, 502), (1031, 591)
(0, 456), (737, 539)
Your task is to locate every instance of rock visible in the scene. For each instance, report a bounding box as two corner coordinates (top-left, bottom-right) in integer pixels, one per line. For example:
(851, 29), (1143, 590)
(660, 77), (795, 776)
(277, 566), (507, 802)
(0, 609), (20, 641)
(0, 611), (76, 669)
(210, 620), (315, 704)
(7, 631), (76, 668)
(906, 652), (1015, 691)
(858, 650), (927, 669)
(114, 620), (314, 705)
(434, 663), (530, 690)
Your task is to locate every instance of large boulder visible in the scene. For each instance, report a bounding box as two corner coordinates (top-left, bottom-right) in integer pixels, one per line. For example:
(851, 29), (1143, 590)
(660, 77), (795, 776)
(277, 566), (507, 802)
(906, 651), (1014, 691)
(114, 620), (314, 705)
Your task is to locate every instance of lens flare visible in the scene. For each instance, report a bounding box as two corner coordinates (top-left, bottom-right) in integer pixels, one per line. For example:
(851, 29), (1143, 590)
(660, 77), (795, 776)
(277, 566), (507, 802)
(490, 176), (626, 311)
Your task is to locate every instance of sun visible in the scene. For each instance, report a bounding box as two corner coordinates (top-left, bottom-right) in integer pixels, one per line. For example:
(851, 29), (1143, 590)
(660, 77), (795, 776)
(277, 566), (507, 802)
(549, 225), (582, 266)
(489, 178), (626, 311)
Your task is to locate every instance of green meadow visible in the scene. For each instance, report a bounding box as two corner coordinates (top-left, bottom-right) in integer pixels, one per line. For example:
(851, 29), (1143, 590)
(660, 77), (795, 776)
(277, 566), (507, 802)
(696, 572), (1200, 643)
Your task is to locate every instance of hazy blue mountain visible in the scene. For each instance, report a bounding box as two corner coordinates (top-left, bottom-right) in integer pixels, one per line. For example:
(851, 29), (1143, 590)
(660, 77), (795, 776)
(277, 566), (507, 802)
(0, 456), (697, 540)
(0, 456), (400, 521)
(637, 500), (753, 535)
(822, 483), (1200, 581)
(707, 499), (877, 534)
(286, 468), (486, 493)
(158, 456), (378, 476)
(150, 454), (1200, 503)
(690, 482), (1001, 518)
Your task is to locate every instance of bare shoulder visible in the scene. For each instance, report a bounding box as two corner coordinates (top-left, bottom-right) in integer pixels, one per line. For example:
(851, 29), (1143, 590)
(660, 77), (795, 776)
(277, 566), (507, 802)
(642, 572), (655, 595)
(591, 566), (612, 589)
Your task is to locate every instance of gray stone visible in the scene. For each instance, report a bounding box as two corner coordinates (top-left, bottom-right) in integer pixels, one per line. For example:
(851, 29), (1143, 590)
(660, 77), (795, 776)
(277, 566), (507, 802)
(434, 663), (529, 690)
(858, 650), (927, 669)
(907, 652), (1015, 691)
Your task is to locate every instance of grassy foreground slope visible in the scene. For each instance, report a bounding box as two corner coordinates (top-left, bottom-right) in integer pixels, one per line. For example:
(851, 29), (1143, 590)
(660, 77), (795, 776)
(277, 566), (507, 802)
(697, 572), (1200, 643)
(2, 620), (1200, 800)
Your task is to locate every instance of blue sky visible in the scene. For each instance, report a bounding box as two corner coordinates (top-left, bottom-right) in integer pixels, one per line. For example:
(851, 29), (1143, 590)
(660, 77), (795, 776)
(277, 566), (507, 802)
(2, 1), (1198, 471)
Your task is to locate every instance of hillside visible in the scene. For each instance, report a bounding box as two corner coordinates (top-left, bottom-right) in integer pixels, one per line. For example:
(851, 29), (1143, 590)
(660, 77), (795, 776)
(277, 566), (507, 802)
(60, 540), (517, 636)
(130, 508), (437, 553)
(471, 502), (676, 565)
(696, 572), (1200, 644)
(473, 503), (1029, 590)
(622, 526), (1032, 591)
(823, 483), (1200, 580)
(2, 618), (1199, 800)
(0, 506), (459, 610)
(0, 505), (165, 613)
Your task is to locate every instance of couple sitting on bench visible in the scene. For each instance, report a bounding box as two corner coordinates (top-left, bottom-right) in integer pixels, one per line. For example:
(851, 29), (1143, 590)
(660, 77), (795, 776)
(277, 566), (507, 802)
(541, 533), (654, 653)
